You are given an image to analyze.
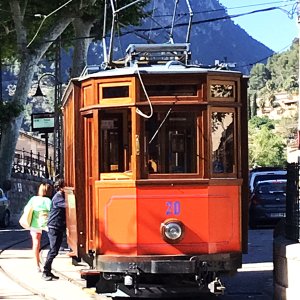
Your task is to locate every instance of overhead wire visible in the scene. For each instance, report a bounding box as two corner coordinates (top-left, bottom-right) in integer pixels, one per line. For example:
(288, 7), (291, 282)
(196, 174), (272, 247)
(1, 0), (298, 69)
(147, 0), (156, 42)
(4, 1), (297, 45)
(122, 3), (296, 34)
(239, 41), (297, 68)
(219, 0), (296, 13)
(118, 1), (297, 68)
(150, 0), (295, 20)
(26, 0), (73, 48)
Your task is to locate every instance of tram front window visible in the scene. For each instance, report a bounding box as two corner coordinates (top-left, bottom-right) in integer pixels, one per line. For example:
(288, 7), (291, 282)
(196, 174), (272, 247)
(145, 111), (197, 174)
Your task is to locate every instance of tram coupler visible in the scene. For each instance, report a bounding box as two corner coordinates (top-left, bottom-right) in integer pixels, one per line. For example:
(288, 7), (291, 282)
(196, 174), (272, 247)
(208, 277), (225, 295)
(124, 271), (140, 295)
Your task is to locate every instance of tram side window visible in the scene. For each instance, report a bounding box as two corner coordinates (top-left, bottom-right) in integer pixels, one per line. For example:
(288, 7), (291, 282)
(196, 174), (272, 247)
(145, 111), (197, 174)
(211, 111), (235, 175)
(99, 110), (131, 173)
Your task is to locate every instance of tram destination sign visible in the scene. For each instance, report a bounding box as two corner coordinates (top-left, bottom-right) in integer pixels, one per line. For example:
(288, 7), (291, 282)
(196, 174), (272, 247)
(31, 112), (55, 133)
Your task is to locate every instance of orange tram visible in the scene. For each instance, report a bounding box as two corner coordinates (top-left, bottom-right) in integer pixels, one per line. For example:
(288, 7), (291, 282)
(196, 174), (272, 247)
(62, 43), (249, 297)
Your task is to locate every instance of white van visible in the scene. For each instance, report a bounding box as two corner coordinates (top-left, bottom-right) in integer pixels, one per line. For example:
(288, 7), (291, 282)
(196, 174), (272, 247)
(249, 169), (287, 194)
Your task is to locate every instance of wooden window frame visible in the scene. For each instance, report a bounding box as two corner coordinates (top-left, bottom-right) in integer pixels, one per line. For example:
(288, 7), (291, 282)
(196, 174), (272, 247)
(140, 106), (203, 179)
(209, 106), (237, 178)
(208, 79), (237, 102)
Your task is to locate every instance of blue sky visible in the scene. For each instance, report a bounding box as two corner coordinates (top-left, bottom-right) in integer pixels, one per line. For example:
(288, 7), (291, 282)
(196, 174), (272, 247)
(219, 0), (298, 52)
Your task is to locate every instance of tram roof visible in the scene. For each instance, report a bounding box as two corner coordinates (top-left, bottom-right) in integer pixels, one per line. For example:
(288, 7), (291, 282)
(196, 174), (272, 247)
(77, 62), (241, 81)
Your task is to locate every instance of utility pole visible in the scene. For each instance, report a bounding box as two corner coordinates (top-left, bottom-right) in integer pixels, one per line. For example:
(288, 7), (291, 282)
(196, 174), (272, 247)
(54, 38), (62, 178)
(0, 45), (2, 102)
(298, 1), (300, 162)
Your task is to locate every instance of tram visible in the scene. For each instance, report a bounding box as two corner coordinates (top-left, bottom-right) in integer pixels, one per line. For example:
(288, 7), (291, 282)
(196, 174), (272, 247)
(62, 43), (249, 297)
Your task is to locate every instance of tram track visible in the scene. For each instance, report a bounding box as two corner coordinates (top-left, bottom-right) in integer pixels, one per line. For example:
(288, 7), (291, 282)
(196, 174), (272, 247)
(0, 236), (31, 254)
(0, 236), (50, 299)
(0, 266), (51, 299)
(0, 229), (110, 299)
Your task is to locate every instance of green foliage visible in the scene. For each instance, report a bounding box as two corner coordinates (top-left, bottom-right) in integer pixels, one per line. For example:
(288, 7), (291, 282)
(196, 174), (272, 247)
(0, 0), (150, 61)
(248, 40), (299, 118)
(266, 40), (299, 94)
(248, 63), (271, 118)
(248, 40), (298, 167)
(249, 115), (275, 130)
(1, 0), (150, 127)
(248, 124), (286, 168)
(249, 39), (299, 97)
(276, 115), (298, 146)
(0, 1), (70, 58)
(248, 63), (270, 92)
(0, 100), (23, 127)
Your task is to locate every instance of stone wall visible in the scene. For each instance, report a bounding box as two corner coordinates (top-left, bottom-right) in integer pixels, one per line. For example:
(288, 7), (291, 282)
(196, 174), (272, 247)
(273, 220), (300, 300)
(8, 173), (53, 225)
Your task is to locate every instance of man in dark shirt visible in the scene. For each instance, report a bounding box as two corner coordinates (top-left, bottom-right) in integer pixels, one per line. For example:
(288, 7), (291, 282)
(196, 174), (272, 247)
(42, 179), (66, 281)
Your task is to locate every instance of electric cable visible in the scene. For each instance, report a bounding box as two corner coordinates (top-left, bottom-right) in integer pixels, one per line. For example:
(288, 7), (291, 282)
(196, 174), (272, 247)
(27, 0), (73, 48)
(135, 63), (153, 119)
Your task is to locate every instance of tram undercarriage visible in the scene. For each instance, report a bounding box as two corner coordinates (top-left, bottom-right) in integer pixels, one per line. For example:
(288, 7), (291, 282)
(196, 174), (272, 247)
(81, 253), (241, 297)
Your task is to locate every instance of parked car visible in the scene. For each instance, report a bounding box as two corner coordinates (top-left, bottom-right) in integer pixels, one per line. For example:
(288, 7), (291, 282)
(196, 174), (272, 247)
(0, 188), (10, 228)
(249, 168), (286, 194)
(249, 179), (286, 228)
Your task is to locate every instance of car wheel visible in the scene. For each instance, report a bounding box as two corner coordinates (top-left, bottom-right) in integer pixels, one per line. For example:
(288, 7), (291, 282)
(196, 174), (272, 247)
(0, 210), (10, 228)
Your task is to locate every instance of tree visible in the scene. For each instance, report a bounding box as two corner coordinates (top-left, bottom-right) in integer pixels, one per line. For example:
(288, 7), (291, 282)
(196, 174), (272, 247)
(249, 115), (275, 130)
(247, 40), (299, 167)
(248, 63), (270, 118)
(70, 0), (148, 77)
(276, 115), (298, 146)
(248, 118), (286, 168)
(0, 1), (74, 186)
(247, 40), (299, 119)
(267, 40), (299, 93)
(0, 0), (148, 186)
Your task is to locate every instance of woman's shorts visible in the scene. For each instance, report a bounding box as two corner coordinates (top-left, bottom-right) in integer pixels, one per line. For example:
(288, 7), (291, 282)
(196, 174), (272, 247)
(30, 227), (42, 234)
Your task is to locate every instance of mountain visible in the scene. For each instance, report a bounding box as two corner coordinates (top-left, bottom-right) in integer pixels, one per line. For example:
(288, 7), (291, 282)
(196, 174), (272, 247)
(86, 0), (274, 75)
(3, 0), (275, 95)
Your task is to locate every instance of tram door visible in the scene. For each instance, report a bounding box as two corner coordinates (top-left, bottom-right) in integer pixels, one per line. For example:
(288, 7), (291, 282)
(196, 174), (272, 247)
(84, 114), (98, 252)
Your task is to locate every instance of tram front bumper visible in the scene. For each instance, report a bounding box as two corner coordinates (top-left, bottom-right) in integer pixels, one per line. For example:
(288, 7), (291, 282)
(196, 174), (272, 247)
(96, 252), (242, 274)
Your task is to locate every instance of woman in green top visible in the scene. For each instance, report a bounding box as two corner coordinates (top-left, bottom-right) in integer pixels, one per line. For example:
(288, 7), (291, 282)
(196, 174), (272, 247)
(24, 183), (53, 272)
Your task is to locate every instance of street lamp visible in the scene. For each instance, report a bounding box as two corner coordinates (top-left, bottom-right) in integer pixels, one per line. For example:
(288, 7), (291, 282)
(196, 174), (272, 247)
(33, 73), (62, 179)
(31, 112), (54, 179)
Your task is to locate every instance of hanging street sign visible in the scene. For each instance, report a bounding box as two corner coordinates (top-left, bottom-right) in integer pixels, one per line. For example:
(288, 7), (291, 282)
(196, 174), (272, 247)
(31, 112), (55, 133)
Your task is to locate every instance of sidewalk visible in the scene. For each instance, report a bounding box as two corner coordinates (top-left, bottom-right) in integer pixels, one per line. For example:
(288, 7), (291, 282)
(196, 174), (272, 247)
(0, 249), (109, 300)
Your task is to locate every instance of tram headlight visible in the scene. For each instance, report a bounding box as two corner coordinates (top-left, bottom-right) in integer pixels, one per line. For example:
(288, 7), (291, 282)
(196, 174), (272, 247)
(161, 219), (184, 243)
